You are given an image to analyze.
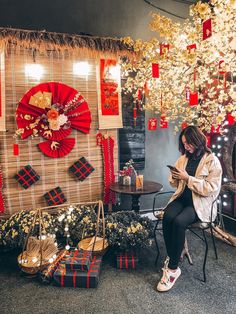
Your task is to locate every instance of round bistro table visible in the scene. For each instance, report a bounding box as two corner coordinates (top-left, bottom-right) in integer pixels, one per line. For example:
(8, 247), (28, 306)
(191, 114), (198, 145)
(109, 180), (163, 213)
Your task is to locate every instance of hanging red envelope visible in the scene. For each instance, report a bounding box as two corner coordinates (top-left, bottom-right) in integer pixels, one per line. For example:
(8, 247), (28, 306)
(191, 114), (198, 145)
(189, 92), (198, 106)
(203, 18), (212, 40)
(148, 118), (157, 131)
(160, 43), (170, 56)
(227, 114), (235, 125)
(152, 64), (159, 78)
(160, 116), (168, 129)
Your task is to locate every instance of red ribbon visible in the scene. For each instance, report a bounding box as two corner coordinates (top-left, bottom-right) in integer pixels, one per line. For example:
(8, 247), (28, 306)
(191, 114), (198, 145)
(60, 267), (66, 287)
(73, 270), (77, 288)
(125, 253), (128, 269)
(86, 256), (97, 288)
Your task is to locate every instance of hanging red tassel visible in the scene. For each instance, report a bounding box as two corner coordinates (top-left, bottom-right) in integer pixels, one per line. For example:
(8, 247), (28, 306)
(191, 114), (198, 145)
(0, 166), (5, 213)
(203, 18), (212, 40)
(148, 118), (157, 131)
(13, 144), (19, 156)
(138, 89), (142, 101)
(152, 63), (159, 78)
(206, 135), (211, 147)
(133, 107), (137, 127)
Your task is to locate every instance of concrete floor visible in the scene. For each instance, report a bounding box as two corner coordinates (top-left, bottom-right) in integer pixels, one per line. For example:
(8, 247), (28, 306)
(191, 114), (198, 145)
(0, 232), (235, 314)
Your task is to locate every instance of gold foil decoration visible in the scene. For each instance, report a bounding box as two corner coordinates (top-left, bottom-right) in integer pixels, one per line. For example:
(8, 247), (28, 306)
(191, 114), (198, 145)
(29, 91), (52, 109)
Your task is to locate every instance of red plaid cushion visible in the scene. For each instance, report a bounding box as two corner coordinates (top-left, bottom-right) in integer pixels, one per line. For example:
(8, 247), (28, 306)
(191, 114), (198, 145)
(14, 165), (40, 189)
(43, 186), (67, 206)
(69, 157), (94, 181)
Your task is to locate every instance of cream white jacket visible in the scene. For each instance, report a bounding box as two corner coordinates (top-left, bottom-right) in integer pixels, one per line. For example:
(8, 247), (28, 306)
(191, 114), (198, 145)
(168, 153), (222, 222)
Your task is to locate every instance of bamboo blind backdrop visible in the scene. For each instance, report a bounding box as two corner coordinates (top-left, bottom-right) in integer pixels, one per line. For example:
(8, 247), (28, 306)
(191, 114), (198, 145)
(0, 47), (118, 216)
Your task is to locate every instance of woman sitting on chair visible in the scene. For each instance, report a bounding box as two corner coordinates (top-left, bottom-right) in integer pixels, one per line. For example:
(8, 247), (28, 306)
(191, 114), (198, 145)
(157, 125), (222, 292)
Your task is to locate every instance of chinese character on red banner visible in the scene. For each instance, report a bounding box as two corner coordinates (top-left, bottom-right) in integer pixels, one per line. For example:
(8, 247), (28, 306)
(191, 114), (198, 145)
(148, 118), (157, 131)
(100, 59), (119, 115)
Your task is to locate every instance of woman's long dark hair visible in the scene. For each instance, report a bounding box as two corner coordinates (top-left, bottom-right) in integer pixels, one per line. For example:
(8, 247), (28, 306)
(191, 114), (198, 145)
(179, 125), (211, 159)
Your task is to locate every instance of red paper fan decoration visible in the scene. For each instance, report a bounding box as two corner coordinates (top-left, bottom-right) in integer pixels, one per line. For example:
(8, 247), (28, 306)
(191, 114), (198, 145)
(38, 138), (75, 158)
(41, 128), (72, 141)
(16, 82), (92, 140)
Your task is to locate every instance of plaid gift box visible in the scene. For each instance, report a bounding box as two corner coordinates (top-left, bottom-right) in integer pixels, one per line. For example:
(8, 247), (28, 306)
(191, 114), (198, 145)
(53, 256), (102, 288)
(69, 157), (94, 181)
(116, 251), (139, 270)
(60, 249), (92, 271)
(43, 186), (67, 206)
(14, 165), (40, 189)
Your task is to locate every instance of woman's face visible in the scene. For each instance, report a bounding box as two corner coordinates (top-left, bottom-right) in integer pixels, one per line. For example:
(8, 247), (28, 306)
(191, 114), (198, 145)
(182, 135), (195, 154)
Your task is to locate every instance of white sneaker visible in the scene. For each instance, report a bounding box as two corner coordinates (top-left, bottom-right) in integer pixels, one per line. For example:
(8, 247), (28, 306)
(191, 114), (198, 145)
(157, 267), (181, 292)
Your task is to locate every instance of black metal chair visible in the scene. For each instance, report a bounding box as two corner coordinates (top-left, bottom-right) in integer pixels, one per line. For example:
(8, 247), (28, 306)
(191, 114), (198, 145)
(153, 191), (223, 282)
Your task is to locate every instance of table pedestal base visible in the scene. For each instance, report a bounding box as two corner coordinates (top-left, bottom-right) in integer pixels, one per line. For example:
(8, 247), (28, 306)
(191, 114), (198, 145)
(132, 195), (141, 213)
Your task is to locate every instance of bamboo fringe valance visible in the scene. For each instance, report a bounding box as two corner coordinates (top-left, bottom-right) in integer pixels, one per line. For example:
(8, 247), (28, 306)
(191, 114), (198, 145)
(0, 27), (133, 58)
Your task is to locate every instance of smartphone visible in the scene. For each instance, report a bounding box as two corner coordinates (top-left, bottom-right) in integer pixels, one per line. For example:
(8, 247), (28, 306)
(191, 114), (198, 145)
(167, 165), (180, 172)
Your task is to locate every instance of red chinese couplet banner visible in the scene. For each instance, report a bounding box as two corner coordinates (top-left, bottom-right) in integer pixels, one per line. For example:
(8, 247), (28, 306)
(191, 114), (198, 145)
(100, 59), (119, 115)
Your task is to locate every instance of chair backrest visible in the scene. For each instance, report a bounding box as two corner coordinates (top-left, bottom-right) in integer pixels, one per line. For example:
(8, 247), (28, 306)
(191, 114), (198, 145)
(153, 191), (175, 216)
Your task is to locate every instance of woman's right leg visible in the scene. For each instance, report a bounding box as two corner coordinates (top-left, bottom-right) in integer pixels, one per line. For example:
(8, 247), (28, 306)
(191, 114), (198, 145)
(162, 200), (184, 258)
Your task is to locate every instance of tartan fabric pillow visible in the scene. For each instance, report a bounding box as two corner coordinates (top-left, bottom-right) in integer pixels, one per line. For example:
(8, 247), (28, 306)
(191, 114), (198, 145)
(43, 186), (67, 206)
(14, 165), (40, 189)
(69, 157), (94, 181)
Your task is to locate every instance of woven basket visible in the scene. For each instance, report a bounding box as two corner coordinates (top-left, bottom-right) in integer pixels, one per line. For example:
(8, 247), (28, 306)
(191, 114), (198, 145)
(78, 200), (108, 256)
(18, 209), (58, 274)
(78, 236), (108, 256)
(17, 251), (49, 274)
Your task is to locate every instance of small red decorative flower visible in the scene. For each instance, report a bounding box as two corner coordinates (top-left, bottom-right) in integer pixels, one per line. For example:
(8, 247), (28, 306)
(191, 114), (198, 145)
(47, 109), (59, 120)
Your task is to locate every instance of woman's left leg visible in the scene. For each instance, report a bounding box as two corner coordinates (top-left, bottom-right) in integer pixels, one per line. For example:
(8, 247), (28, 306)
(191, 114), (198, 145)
(168, 205), (198, 270)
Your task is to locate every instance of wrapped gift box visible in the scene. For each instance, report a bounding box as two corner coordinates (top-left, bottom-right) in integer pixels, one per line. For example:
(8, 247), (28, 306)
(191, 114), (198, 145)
(60, 249), (92, 271)
(53, 256), (102, 288)
(116, 251), (139, 270)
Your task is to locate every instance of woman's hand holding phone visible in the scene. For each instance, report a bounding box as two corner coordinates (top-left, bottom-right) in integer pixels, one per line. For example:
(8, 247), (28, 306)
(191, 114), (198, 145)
(167, 165), (189, 182)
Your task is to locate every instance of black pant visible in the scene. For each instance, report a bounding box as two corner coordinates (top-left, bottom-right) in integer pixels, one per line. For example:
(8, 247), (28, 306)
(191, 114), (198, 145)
(162, 199), (199, 270)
